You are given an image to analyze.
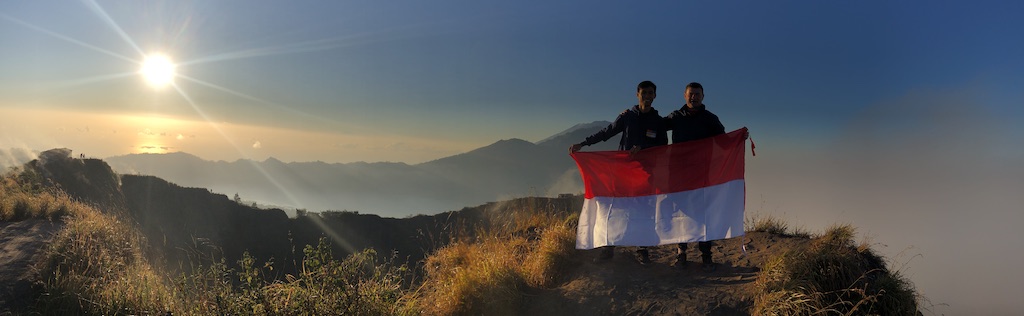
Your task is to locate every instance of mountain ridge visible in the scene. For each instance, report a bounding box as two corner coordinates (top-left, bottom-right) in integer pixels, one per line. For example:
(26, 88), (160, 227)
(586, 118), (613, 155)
(104, 121), (618, 217)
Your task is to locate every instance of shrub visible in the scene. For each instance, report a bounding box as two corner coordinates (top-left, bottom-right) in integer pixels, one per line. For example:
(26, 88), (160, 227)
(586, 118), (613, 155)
(752, 224), (919, 315)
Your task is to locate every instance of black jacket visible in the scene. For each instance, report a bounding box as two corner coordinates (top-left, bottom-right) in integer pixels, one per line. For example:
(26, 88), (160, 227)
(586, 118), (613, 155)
(665, 104), (725, 144)
(580, 105), (668, 150)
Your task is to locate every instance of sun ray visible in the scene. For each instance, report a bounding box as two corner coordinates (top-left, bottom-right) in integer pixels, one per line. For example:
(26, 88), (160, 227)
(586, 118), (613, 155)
(305, 213), (359, 255)
(177, 74), (344, 127)
(9, 2), (344, 217)
(171, 83), (307, 209)
(47, 72), (137, 89)
(82, 0), (145, 57)
(177, 35), (371, 67)
(176, 74), (275, 106)
(0, 13), (137, 63)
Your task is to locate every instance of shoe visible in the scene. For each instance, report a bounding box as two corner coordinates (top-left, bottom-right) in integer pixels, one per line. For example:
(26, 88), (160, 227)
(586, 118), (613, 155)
(636, 248), (651, 265)
(673, 255), (687, 268)
(593, 246), (614, 262)
(701, 262), (718, 272)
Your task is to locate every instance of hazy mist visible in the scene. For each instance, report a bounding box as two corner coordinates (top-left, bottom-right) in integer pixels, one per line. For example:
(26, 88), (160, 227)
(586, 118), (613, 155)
(745, 90), (1023, 314)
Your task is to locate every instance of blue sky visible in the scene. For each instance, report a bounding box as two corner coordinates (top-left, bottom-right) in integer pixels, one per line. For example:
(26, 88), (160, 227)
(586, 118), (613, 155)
(3, 1), (1021, 163)
(2, 1), (1023, 313)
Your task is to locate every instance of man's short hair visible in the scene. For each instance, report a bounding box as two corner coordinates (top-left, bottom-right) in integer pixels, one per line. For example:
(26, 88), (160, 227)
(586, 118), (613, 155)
(686, 82), (703, 92)
(638, 81), (657, 93)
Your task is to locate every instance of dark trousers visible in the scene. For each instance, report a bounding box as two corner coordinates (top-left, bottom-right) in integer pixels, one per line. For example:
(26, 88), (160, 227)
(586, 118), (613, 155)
(679, 241), (713, 262)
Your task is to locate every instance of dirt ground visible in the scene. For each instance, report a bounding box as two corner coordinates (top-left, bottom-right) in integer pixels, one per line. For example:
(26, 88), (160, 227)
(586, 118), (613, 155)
(0, 219), (62, 315)
(522, 232), (811, 316)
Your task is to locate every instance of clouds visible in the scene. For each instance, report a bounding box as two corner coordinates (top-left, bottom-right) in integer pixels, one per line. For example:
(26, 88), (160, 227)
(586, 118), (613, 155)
(138, 145), (173, 151)
(0, 147), (38, 170)
(252, 141), (262, 149)
(747, 89), (1024, 314)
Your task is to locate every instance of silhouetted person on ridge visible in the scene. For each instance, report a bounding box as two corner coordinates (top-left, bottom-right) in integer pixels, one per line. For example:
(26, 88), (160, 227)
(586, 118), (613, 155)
(664, 81), (725, 271)
(569, 80), (668, 265)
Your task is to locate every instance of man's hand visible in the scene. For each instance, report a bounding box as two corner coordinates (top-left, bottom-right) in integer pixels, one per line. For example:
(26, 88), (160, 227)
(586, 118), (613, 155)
(569, 143), (583, 154)
(629, 145), (641, 156)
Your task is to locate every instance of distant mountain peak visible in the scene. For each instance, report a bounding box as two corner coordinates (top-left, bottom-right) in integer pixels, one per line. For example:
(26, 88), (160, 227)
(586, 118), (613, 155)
(536, 121), (610, 145)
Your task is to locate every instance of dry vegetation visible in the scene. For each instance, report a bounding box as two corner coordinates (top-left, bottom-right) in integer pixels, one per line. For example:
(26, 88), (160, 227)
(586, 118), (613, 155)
(3, 165), (921, 315)
(415, 202), (578, 315)
(748, 215), (920, 315)
(0, 168), (85, 221)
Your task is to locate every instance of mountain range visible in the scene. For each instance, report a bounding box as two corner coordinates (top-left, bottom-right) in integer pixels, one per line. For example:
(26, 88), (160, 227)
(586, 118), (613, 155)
(105, 121), (616, 218)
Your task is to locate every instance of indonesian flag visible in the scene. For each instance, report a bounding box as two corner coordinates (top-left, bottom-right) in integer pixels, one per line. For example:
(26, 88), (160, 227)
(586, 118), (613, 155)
(571, 128), (747, 249)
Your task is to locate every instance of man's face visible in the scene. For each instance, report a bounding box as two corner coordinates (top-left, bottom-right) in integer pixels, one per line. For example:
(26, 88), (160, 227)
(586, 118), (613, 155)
(684, 87), (704, 108)
(637, 87), (656, 109)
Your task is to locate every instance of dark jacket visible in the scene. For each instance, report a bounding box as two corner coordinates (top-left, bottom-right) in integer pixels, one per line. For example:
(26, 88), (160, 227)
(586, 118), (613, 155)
(579, 105), (668, 150)
(665, 104), (725, 144)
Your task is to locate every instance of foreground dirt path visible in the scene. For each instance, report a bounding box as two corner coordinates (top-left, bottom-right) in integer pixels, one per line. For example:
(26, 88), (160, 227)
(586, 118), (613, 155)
(0, 219), (62, 314)
(523, 232), (811, 315)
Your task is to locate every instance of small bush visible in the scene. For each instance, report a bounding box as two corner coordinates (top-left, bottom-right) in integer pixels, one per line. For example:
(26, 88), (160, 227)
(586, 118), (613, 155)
(752, 224), (919, 315)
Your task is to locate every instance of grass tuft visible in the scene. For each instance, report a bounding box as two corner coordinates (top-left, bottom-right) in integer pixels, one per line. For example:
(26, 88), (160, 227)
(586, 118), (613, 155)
(414, 197), (579, 315)
(746, 213), (810, 237)
(1, 170), (86, 221)
(36, 203), (178, 314)
(752, 223), (920, 315)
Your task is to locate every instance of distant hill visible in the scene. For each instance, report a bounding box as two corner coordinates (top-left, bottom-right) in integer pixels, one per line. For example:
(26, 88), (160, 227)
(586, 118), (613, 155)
(18, 152), (579, 277)
(105, 121), (617, 217)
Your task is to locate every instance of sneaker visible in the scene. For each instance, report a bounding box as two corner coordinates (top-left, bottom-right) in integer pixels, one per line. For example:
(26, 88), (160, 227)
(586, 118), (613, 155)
(635, 248), (651, 265)
(593, 246), (614, 262)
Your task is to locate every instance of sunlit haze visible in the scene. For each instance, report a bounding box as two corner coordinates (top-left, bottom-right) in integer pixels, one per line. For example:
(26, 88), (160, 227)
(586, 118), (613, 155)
(1, 1), (1022, 313)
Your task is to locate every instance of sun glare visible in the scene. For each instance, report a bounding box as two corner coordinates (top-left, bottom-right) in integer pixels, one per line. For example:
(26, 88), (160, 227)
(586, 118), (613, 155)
(139, 53), (176, 89)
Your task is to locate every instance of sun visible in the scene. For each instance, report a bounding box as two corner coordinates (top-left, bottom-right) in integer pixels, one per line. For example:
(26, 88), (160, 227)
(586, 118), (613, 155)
(139, 53), (176, 89)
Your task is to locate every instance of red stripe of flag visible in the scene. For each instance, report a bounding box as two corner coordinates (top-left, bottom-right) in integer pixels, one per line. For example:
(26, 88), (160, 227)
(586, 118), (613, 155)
(570, 127), (747, 199)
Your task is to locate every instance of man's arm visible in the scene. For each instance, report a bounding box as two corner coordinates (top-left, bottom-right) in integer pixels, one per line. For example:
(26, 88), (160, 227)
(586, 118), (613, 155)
(709, 113), (725, 136)
(569, 111), (628, 153)
(662, 111), (677, 132)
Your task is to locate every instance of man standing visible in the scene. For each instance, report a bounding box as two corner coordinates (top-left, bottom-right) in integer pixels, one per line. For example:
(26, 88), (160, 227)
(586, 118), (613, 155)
(569, 80), (668, 264)
(665, 82), (725, 270)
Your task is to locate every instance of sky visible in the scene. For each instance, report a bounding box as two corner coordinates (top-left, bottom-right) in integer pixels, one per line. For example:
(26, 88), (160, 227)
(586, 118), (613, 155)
(2, 1), (1023, 313)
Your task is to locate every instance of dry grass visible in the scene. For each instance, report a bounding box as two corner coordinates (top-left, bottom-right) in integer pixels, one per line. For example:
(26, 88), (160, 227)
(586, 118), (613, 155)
(414, 198), (578, 315)
(35, 199), (178, 314)
(0, 170), (86, 221)
(752, 224), (919, 315)
(746, 213), (810, 237)
(174, 240), (416, 315)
